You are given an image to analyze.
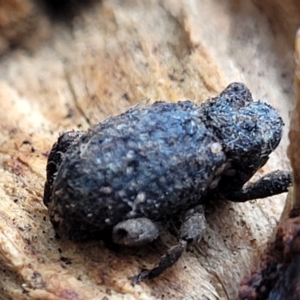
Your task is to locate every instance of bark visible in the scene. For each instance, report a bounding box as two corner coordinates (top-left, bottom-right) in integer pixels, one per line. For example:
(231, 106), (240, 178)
(0, 1), (298, 299)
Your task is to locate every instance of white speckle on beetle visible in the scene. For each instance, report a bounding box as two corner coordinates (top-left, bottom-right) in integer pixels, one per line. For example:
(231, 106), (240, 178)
(210, 142), (222, 154)
(126, 167), (134, 175)
(101, 186), (112, 194)
(126, 150), (135, 159)
(135, 192), (146, 203)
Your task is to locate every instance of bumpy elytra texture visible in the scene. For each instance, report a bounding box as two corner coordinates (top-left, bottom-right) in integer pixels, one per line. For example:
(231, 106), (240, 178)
(43, 82), (291, 282)
(45, 100), (226, 240)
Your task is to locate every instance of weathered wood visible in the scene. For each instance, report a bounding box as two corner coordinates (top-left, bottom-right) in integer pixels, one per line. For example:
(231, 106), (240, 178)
(0, 1), (296, 299)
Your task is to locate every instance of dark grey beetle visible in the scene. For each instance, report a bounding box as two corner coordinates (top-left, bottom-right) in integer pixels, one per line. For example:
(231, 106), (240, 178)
(43, 83), (292, 284)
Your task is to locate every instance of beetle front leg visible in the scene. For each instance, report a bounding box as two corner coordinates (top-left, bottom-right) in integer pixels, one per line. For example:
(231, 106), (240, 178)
(43, 131), (84, 207)
(131, 205), (206, 285)
(222, 170), (292, 202)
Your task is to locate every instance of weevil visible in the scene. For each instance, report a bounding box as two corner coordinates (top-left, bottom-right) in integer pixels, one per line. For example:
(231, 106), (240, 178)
(43, 83), (292, 284)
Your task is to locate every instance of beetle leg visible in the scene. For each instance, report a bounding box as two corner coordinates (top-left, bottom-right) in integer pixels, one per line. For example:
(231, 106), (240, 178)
(113, 217), (160, 247)
(131, 240), (187, 285)
(222, 170), (292, 202)
(179, 205), (206, 244)
(131, 205), (206, 284)
(43, 131), (84, 207)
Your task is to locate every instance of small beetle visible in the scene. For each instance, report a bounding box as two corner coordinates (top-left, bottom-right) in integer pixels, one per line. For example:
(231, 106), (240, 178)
(43, 83), (291, 284)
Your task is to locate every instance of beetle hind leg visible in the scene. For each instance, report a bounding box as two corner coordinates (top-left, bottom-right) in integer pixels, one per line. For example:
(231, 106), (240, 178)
(112, 217), (161, 246)
(131, 205), (206, 284)
(131, 240), (187, 285)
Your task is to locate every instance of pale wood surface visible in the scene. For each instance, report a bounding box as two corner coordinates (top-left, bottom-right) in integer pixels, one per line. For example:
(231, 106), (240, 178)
(0, 1), (298, 299)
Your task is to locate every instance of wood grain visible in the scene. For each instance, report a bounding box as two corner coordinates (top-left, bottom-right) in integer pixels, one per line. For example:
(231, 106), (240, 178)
(0, 1), (297, 299)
